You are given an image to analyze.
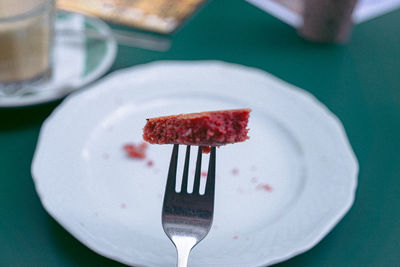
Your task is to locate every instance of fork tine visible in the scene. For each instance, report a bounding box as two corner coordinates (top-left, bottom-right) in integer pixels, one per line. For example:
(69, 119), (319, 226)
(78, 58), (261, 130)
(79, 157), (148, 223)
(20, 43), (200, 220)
(180, 145), (191, 193)
(166, 144), (179, 193)
(205, 147), (216, 196)
(193, 146), (203, 194)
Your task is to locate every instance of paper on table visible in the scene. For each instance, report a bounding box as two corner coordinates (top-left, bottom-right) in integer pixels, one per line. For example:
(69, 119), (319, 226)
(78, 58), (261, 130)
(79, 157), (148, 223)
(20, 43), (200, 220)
(57, 0), (206, 34)
(247, 0), (400, 27)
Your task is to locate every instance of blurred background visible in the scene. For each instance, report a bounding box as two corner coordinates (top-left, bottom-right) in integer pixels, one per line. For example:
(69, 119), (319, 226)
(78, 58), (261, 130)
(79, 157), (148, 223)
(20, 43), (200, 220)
(0, 0), (399, 266)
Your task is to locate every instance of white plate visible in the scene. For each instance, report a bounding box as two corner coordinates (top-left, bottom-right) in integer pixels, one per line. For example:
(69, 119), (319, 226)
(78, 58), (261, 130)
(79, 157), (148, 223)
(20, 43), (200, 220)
(32, 61), (358, 266)
(0, 12), (117, 107)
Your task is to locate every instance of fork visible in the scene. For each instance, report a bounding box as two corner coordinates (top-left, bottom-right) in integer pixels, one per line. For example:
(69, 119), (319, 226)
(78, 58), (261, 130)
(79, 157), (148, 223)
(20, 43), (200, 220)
(162, 144), (216, 267)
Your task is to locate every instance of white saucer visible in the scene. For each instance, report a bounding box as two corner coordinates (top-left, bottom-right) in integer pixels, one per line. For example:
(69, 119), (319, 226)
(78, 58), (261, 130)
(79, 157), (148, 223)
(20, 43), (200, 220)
(0, 12), (117, 108)
(32, 61), (358, 266)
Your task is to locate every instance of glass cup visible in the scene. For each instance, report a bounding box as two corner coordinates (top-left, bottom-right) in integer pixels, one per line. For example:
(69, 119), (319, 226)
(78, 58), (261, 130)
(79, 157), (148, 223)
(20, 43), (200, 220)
(0, 0), (55, 94)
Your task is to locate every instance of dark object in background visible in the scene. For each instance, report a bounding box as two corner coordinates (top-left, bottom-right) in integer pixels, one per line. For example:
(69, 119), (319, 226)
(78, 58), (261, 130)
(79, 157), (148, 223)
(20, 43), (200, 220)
(299, 0), (359, 43)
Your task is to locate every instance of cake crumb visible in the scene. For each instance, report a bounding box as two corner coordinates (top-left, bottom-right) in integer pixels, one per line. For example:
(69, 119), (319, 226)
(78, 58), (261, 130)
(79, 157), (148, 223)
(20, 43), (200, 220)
(147, 160), (154, 167)
(121, 203), (127, 209)
(256, 183), (273, 192)
(233, 236), (239, 240)
(232, 168), (239, 175)
(202, 146), (211, 153)
(123, 142), (148, 159)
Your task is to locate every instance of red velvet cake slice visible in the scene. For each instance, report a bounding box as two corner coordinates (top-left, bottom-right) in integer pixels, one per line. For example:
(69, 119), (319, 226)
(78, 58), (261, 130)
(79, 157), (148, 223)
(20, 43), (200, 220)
(143, 109), (250, 146)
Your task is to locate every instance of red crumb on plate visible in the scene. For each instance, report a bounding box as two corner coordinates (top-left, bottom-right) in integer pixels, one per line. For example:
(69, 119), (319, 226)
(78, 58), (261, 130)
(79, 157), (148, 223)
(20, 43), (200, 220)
(123, 142), (148, 159)
(147, 160), (154, 167)
(201, 171), (207, 177)
(256, 183), (273, 192)
(232, 168), (239, 175)
(233, 236), (239, 240)
(121, 203), (127, 209)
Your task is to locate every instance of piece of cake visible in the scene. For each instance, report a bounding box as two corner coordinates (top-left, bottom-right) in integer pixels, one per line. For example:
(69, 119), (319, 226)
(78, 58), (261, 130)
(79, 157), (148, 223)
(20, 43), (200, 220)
(143, 109), (250, 146)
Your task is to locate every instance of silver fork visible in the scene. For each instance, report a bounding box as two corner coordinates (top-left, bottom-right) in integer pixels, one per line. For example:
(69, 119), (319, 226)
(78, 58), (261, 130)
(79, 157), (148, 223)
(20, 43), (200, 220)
(162, 144), (216, 267)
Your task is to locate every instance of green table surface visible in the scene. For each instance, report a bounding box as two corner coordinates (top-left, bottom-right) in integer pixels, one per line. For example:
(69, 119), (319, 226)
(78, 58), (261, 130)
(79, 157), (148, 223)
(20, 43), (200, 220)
(1, 0), (400, 266)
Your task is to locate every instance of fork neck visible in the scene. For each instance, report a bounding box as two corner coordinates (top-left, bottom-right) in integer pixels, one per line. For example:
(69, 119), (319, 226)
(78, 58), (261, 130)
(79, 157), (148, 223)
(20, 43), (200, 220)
(172, 236), (197, 267)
